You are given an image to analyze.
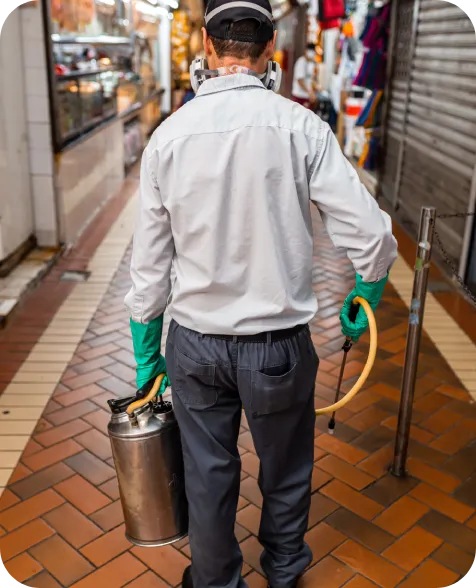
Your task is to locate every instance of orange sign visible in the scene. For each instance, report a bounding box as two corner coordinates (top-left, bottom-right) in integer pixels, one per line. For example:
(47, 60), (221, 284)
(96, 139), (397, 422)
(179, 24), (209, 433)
(77, 0), (95, 26)
(51, 0), (95, 31)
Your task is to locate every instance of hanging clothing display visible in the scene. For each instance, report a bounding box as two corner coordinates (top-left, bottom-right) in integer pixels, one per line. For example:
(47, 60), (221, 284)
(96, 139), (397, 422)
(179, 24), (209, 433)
(346, 36), (359, 61)
(354, 90), (383, 170)
(318, 0), (346, 29)
(320, 18), (341, 30)
(356, 90), (383, 129)
(318, 0), (346, 21)
(353, 2), (391, 90)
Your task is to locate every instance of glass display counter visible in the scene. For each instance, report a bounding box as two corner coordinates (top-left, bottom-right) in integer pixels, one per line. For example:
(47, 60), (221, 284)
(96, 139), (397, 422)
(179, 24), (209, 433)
(55, 67), (123, 146)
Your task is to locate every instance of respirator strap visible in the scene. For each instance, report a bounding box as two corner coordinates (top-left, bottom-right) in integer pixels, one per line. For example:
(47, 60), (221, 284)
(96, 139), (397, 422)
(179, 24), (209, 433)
(195, 69), (219, 78)
(190, 57), (281, 93)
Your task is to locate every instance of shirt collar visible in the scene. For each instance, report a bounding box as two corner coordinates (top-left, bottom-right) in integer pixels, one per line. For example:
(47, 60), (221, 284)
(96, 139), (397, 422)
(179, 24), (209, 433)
(196, 73), (266, 97)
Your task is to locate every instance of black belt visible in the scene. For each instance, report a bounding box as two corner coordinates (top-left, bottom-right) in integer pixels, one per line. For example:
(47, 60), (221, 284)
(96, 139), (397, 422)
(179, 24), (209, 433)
(207, 324), (307, 343)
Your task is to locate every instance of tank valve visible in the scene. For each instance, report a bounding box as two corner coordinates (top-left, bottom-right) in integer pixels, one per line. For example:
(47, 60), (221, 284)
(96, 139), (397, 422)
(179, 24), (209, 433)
(129, 413), (139, 427)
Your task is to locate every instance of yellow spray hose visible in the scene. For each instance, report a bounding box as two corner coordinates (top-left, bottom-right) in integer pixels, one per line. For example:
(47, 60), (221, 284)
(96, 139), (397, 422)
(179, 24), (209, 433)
(315, 296), (377, 415)
(125, 299), (375, 418)
(127, 373), (165, 416)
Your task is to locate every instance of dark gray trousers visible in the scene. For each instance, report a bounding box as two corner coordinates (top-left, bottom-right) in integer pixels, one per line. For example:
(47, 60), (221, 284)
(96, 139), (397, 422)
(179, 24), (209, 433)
(166, 320), (318, 588)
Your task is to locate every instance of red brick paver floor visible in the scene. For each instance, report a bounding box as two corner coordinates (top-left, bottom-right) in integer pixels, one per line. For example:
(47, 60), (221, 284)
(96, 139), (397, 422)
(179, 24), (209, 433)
(1, 210), (476, 587)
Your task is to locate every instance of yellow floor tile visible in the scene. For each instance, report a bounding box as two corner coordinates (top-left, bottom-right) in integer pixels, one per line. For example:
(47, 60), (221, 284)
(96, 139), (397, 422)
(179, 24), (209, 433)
(0, 451), (22, 468)
(1, 421), (37, 435)
(4, 383), (56, 395)
(0, 395), (52, 408)
(0, 436), (30, 451)
(13, 372), (63, 384)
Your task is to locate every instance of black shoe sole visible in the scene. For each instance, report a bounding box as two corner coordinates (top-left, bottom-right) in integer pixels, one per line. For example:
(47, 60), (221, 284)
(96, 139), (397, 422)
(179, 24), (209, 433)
(182, 565), (193, 588)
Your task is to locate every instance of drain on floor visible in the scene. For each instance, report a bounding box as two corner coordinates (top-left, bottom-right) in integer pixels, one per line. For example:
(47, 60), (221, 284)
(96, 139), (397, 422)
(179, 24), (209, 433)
(60, 270), (91, 282)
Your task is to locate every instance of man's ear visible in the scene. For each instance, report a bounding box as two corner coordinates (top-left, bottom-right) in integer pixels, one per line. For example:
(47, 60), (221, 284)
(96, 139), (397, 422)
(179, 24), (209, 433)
(202, 27), (212, 57)
(266, 30), (278, 60)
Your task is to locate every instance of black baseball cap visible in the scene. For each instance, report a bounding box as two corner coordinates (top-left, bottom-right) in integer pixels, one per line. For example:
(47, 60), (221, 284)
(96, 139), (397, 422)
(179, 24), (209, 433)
(205, 0), (275, 43)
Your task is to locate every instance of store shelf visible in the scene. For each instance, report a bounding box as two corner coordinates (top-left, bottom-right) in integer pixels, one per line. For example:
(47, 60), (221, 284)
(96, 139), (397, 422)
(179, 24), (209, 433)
(56, 67), (122, 80)
(120, 103), (143, 124)
(52, 34), (132, 46)
(57, 114), (118, 154)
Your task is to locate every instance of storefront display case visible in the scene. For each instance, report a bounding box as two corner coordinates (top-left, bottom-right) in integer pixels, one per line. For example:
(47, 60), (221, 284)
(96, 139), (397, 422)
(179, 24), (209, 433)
(47, 0), (168, 150)
(171, 0), (203, 109)
(42, 0), (173, 246)
(55, 62), (129, 145)
(171, 6), (194, 109)
(53, 36), (145, 151)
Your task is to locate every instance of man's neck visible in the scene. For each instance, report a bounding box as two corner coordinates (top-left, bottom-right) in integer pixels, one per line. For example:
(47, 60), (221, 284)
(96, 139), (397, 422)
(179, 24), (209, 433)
(215, 56), (266, 75)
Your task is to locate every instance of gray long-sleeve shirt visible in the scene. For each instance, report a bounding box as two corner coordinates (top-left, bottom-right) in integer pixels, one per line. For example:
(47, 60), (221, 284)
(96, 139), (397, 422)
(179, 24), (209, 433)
(125, 74), (397, 334)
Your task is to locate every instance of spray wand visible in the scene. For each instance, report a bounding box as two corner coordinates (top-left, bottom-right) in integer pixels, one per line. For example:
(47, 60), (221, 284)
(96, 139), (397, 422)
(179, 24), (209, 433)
(327, 302), (360, 434)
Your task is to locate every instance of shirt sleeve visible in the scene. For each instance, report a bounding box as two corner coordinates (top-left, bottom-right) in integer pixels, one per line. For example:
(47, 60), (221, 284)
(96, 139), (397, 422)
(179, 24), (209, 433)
(309, 124), (398, 282)
(124, 141), (174, 323)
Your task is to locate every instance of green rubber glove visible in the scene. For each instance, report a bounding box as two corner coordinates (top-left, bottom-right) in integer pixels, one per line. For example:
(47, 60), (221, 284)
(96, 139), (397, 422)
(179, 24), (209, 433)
(340, 274), (388, 342)
(130, 316), (170, 394)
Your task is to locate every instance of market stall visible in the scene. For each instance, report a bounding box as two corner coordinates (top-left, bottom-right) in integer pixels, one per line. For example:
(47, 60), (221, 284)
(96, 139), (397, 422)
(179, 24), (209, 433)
(171, 0), (203, 109)
(272, 0), (294, 97)
(317, 0), (384, 180)
(272, 0), (308, 98)
(44, 0), (173, 244)
(171, 6), (192, 107)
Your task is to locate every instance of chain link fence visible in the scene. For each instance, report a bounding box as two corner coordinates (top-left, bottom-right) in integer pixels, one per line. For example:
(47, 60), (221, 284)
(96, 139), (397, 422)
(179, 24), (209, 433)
(434, 212), (476, 306)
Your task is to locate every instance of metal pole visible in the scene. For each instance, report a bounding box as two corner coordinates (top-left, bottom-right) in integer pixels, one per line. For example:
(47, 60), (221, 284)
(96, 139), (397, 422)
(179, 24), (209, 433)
(392, 206), (436, 477)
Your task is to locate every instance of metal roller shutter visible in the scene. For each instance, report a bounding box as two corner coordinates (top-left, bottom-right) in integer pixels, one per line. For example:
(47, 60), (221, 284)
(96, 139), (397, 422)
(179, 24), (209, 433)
(381, 0), (476, 275)
(401, 0), (476, 267)
(380, 0), (416, 204)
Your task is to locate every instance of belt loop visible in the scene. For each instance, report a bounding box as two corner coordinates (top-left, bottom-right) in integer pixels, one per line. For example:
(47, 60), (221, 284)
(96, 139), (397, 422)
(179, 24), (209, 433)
(267, 331), (272, 345)
(233, 335), (238, 343)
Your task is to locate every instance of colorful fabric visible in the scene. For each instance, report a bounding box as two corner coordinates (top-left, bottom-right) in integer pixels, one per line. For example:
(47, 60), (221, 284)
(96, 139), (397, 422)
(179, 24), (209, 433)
(292, 95), (311, 109)
(354, 3), (391, 91)
(342, 19), (354, 37)
(364, 132), (380, 171)
(182, 90), (195, 105)
(320, 18), (342, 30)
(352, 89), (384, 171)
(360, 4), (391, 48)
(318, 0), (346, 20)
(356, 90), (383, 128)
